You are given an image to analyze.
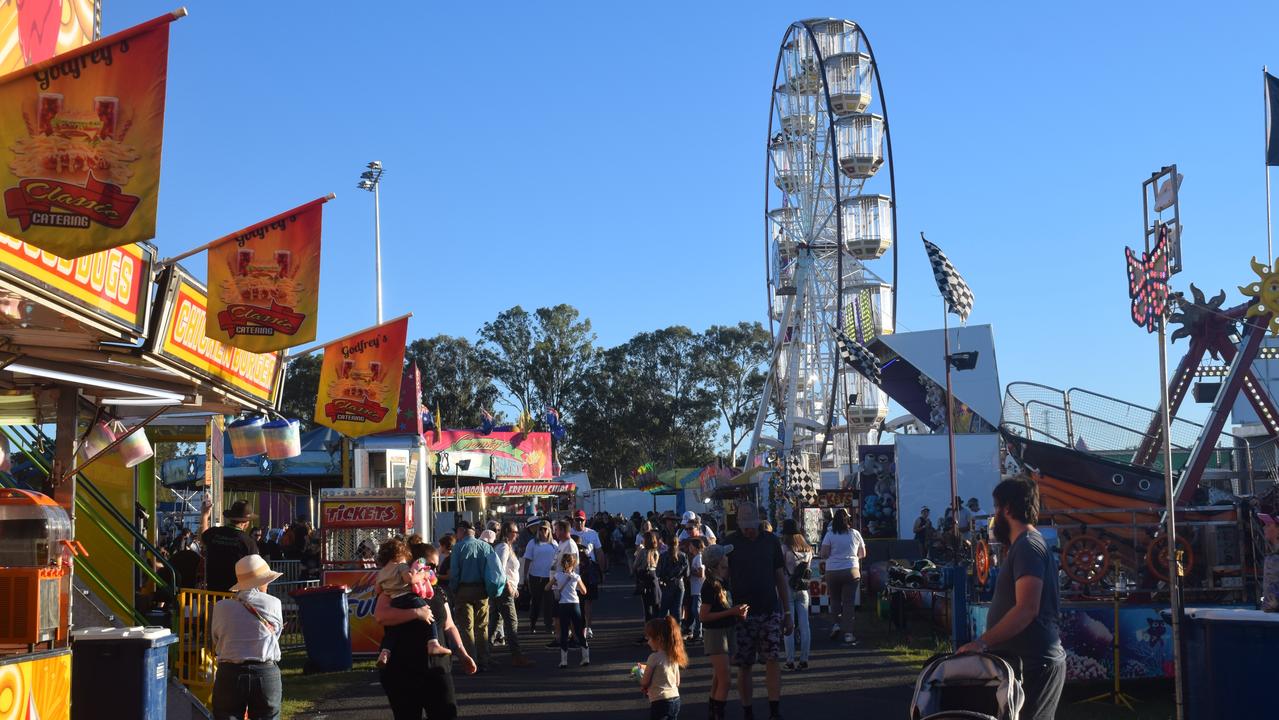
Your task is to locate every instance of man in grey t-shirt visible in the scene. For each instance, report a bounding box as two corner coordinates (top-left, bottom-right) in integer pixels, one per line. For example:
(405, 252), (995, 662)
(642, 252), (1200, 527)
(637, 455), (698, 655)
(959, 477), (1065, 720)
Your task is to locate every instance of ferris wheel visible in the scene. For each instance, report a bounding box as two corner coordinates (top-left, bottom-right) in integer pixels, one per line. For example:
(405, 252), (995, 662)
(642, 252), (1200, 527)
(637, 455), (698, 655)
(749, 18), (897, 483)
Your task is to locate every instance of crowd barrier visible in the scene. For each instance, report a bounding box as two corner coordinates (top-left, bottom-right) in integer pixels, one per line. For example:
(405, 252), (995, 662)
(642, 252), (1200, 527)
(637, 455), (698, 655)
(175, 579), (320, 703)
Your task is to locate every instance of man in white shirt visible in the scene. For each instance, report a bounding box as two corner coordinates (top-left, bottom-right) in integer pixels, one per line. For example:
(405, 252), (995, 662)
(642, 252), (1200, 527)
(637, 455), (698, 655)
(569, 510), (605, 571)
(211, 555), (284, 720)
(490, 521), (534, 666)
(678, 510), (717, 545)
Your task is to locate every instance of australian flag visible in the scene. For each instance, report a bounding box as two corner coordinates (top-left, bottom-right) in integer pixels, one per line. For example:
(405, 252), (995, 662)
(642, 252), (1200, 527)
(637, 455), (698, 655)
(921, 234), (975, 321)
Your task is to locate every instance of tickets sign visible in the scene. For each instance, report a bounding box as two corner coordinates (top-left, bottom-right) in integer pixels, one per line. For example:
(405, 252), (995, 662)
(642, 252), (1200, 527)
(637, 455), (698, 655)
(148, 267), (283, 406)
(0, 12), (181, 257)
(0, 234), (151, 335)
(314, 316), (409, 438)
(320, 500), (411, 529)
(0, 0), (94, 74)
(205, 197), (327, 352)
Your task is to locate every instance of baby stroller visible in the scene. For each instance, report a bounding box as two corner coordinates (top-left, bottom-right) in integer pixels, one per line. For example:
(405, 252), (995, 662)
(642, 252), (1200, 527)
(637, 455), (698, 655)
(910, 652), (1024, 720)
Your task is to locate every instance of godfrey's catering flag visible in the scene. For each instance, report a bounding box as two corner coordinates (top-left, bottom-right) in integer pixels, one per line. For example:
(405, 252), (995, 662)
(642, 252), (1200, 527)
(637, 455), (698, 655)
(206, 197), (328, 352)
(0, 11), (183, 258)
(314, 316), (410, 438)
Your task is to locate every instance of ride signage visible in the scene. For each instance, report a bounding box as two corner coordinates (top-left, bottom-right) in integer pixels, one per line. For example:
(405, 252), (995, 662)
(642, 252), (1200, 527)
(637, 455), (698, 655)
(204, 197), (327, 352)
(313, 316), (409, 438)
(0, 11), (183, 258)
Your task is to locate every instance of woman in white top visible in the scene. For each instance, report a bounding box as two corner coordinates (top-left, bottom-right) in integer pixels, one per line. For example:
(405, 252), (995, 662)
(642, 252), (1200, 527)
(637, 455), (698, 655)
(819, 508), (866, 645)
(522, 522), (558, 634)
(779, 518), (814, 669)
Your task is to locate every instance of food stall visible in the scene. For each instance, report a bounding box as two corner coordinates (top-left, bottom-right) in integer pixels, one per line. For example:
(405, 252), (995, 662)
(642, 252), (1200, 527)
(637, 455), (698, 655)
(0, 488), (75, 717)
(318, 487), (414, 654)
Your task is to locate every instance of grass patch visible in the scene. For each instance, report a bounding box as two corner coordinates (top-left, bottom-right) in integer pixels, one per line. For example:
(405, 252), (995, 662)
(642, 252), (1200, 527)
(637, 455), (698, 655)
(278, 649), (377, 718)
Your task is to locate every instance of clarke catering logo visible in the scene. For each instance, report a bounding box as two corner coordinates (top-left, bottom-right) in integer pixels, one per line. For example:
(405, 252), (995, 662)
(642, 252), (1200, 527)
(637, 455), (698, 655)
(323, 396), (390, 424)
(217, 302), (305, 338)
(4, 175), (141, 231)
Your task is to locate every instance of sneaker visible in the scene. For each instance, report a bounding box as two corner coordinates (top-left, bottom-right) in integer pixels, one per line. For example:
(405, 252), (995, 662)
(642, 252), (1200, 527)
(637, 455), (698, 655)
(797, 661), (809, 671)
(584, 627), (594, 639)
(783, 661), (795, 671)
(843, 633), (857, 646)
(829, 624), (841, 641)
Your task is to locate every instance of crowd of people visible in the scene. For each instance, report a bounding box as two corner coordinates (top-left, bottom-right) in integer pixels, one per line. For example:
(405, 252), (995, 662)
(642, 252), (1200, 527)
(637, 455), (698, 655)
(199, 478), (1065, 720)
(911, 496), (985, 559)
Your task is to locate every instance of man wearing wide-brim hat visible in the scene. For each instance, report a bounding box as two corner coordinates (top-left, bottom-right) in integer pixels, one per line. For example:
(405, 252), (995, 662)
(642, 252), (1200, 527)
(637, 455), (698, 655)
(211, 554), (283, 719)
(202, 498), (261, 592)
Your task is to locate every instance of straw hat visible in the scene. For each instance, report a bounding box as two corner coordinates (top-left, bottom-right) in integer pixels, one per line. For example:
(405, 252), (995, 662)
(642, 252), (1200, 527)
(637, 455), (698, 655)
(229, 554), (283, 591)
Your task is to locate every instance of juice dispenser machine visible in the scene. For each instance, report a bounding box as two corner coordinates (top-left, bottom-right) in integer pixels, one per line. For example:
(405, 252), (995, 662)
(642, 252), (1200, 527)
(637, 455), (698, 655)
(0, 488), (76, 650)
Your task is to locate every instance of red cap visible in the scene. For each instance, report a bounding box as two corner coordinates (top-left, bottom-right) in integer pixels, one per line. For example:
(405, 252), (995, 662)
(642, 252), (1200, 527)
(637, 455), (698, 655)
(574, 510), (587, 519)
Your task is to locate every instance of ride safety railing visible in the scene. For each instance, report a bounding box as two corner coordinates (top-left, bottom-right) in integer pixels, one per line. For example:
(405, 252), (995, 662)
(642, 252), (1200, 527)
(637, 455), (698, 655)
(176, 588), (233, 707)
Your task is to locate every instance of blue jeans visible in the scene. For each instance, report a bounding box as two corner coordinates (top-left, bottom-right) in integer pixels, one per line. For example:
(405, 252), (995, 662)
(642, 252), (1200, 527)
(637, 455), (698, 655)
(557, 602), (586, 650)
(650, 697), (681, 719)
(783, 591), (811, 663)
(659, 583), (684, 620)
(686, 591), (702, 637)
(212, 661), (281, 720)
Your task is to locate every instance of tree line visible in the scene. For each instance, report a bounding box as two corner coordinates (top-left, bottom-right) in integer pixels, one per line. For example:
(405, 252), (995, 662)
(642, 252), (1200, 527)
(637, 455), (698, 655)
(279, 305), (771, 487)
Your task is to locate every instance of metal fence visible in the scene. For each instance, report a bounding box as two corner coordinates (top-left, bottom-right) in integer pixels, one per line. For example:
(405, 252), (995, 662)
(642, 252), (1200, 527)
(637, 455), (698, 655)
(175, 588), (232, 708)
(268, 559), (305, 582)
(268, 579), (318, 649)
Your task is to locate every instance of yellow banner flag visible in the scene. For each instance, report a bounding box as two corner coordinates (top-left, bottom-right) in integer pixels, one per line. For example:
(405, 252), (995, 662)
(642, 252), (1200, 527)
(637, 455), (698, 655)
(205, 197), (327, 352)
(0, 11), (181, 258)
(314, 316), (410, 438)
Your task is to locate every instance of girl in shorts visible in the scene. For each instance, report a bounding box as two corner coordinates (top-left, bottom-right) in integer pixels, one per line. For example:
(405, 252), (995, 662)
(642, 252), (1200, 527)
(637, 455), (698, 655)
(699, 544), (747, 720)
(641, 616), (688, 719)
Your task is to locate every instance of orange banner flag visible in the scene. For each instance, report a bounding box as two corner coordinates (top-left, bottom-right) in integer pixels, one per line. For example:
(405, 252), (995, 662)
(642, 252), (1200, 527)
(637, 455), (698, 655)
(314, 316), (410, 438)
(0, 11), (183, 258)
(205, 197), (328, 352)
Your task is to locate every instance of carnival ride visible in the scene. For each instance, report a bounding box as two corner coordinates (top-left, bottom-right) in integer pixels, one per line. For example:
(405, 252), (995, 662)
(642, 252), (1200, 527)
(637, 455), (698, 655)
(994, 282), (1279, 601)
(748, 18), (897, 491)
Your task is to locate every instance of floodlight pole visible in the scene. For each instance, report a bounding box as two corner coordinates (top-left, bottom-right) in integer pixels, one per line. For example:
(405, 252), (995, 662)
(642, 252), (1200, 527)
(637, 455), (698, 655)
(373, 179), (383, 324)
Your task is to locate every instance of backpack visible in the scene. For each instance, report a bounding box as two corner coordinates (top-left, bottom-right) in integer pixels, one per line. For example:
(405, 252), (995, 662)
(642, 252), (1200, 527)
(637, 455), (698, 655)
(580, 553), (602, 586)
(790, 557), (813, 592)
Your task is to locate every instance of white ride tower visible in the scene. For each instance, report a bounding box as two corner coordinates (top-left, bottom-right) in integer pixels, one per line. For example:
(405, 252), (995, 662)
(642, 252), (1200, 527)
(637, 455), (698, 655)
(749, 18), (897, 494)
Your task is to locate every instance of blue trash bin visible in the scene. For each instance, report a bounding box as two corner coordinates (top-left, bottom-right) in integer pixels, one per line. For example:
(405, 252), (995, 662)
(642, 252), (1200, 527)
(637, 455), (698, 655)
(71, 626), (177, 719)
(291, 584), (352, 672)
(1171, 607), (1279, 719)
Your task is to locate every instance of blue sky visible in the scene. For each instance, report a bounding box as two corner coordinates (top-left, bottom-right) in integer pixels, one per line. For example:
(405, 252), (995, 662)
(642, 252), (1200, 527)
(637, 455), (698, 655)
(112, 1), (1279, 419)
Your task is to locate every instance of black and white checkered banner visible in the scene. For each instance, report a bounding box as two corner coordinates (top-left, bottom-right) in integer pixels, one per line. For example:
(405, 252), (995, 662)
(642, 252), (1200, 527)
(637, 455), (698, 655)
(834, 329), (882, 385)
(784, 453), (818, 505)
(921, 234), (974, 322)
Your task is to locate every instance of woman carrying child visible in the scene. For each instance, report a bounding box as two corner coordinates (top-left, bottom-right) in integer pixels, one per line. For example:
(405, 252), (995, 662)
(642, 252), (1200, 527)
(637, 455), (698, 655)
(374, 538), (452, 668)
(640, 616), (688, 720)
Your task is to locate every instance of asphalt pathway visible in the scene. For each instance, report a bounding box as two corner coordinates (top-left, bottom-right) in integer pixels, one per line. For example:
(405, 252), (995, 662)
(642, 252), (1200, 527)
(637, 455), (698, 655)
(309, 567), (917, 719)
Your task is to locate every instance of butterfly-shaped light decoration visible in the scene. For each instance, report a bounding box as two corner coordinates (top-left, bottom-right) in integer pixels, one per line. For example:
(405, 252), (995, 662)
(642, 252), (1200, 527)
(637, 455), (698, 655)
(1125, 224), (1171, 333)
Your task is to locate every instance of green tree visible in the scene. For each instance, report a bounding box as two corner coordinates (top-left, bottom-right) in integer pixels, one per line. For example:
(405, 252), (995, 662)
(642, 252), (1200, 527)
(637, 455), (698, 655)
(278, 354), (323, 430)
(476, 306), (535, 418)
(405, 335), (499, 428)
(697, 322), (771, 466)
(531, 304), (595, 418)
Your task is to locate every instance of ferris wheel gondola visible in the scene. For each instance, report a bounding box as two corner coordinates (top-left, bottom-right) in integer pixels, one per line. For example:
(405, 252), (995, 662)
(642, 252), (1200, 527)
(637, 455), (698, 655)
(749, 18), (898, 499)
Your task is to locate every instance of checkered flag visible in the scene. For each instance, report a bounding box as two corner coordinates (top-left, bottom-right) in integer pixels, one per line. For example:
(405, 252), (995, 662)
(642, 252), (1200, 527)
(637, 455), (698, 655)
(784, 453), (817, 505)
(834, 329), (882, 385)
(921, 234), (974, 321)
